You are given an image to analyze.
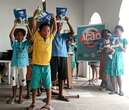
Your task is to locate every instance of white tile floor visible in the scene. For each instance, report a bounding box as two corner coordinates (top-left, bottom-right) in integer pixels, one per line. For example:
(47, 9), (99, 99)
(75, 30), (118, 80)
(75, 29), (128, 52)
(0, 78), (129, 110)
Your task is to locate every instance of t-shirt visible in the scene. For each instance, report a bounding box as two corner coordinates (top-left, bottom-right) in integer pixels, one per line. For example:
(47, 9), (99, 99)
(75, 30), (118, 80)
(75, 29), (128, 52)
(52, 32), (69, 57)
(32, 31), (54, 65)
(11, 40), (30, 67)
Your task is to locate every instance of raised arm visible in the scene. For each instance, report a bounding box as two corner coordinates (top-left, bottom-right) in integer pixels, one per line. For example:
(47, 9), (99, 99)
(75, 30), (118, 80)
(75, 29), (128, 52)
(32, 9), (38, 34)
(51, 15), (57, 36)
(9, 21), (17, 44)
(26, 24), (33, 41)
(28, 9), (39, 42)
(65, 16), (74, 36)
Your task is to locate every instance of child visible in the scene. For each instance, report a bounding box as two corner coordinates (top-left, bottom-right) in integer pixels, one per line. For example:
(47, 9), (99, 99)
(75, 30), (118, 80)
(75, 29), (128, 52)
(25, 27), (42, 99)
(68, 37), (77, 77)
(109, 25), (128, 96)
(99, 29), (113, 91)
(88, 61), (100, 83)
(27, 10), (57, 110)
(103, 32), (115, 59)
(26, 65), (43, 99)
(7, 22), (30, 104)
(26, 65), (32, 99)
(51, 16), (74, 102)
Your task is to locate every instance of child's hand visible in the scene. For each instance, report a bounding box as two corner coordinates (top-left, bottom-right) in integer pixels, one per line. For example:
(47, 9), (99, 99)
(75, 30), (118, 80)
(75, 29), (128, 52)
(119, 43), (123, 47)
(50, 14), (56, 24)
(119, 45), (124, 51)
(51, 14), (56, 20)
(14, 19), (17, 25)
(64, 16), (69, 22)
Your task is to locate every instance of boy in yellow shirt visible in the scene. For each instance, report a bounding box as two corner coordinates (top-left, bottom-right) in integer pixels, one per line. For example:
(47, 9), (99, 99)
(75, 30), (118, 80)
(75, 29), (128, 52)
(27, 10), (57, 110)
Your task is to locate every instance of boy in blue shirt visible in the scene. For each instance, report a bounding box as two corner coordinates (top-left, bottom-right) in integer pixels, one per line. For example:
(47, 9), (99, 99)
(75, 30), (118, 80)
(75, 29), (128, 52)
(7, 22), (30, 104)
(51, 16), (74, 101)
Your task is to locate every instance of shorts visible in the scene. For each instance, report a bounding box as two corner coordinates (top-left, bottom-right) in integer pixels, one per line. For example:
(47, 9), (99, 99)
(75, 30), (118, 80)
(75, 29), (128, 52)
(31, 65), (52, 89)
(11, 67), (27, 87)
(50, 57), (67, 81)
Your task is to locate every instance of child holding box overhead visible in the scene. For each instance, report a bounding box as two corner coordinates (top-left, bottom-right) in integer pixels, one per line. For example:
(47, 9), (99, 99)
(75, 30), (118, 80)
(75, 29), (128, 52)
(27, 9), (57, 110)
(7, 21), (30, 104)
(50, 7), (74, 102)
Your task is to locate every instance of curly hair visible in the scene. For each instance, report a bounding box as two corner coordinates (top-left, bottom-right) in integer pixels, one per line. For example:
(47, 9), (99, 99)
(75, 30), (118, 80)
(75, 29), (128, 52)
(14, 28), (26, 37)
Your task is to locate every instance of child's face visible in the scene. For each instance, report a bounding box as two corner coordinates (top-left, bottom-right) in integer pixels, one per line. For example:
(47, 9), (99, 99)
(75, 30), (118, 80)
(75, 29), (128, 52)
(115, 29), (122, 37)
(15, 32), (24, 42)
(40, 26), (50, 38)
(57, 22), (63, 32)
(104, 32), (111, 39)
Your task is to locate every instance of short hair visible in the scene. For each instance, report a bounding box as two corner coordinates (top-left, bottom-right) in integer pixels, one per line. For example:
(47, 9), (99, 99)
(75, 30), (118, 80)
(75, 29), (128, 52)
(39, 22), (50, 32)
(115, 25), (124, 32)
(14, 28), (26, 37)
(101, 29), (112, 38)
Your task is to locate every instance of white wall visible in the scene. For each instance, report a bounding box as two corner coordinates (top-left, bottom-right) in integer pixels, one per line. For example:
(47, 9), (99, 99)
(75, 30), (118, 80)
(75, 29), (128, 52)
(83, 0), (122, 30)
(0, 0), (84, 52)
(0, 0), (42, 52)
(0, 0), (123, 51)
(47, 0), (84, 34)
(56, 0), (84, 33)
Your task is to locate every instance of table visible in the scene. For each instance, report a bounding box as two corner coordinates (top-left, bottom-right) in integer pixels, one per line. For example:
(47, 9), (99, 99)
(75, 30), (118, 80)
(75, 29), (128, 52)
(0, 60), (11, 84)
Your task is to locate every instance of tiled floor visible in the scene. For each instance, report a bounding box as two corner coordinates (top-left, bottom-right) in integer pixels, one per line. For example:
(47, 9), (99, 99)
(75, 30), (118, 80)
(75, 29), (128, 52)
(0, 78), (129, 110)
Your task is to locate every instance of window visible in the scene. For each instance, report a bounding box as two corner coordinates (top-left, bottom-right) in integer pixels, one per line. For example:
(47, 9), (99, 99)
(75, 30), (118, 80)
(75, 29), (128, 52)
(89, 12), (102, 24)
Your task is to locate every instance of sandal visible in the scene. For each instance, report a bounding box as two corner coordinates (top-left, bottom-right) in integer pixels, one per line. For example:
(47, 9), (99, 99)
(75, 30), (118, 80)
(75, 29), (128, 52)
(57, 96), (69, 102)
(109, 91), (118, 95)
(17, 99), (24, 104)
(26, 103), (35, 110)
(109, 91), (116, 95)
(6, 97), (16, 104)
(37, 92), (42, 97)
(40, 105), (53, 110)
(24, 95), (31, 99)
(119, 92), (124, 96)
(42, 98), (47, 103)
